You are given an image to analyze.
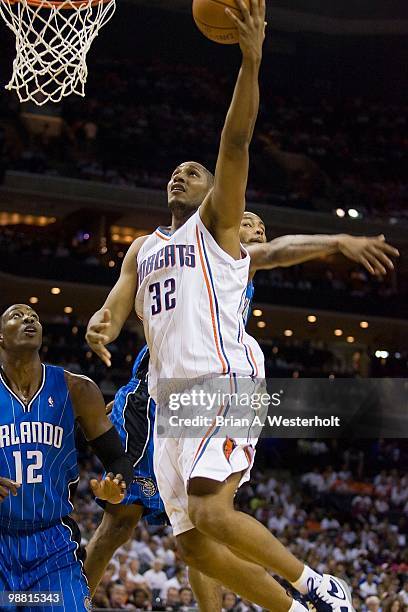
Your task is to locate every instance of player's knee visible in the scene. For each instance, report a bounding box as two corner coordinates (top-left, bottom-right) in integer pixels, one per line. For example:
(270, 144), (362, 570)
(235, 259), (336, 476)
(177, 532), (213, 569)
(188, 497), (225, 536)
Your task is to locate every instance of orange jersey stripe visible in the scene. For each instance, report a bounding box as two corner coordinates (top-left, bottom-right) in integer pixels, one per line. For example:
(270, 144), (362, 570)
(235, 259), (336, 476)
(192, 402), (227, 466)
(155, 230), (170, 241)
(195, 225), (227, 374)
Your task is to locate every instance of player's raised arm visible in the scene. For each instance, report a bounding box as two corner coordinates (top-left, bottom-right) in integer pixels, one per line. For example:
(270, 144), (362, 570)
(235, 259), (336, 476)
(66, 372), (134, 504)
(200, 0), (265, 259)
(247, 234), (399, 276)
(86, 235), (148, 366)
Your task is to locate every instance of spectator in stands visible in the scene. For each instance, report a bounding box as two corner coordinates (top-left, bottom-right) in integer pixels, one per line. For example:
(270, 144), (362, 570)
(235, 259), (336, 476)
(143, 558), (167, 596)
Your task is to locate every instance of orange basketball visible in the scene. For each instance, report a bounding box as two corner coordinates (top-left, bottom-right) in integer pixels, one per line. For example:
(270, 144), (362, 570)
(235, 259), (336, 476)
(192, 0), (251, 45)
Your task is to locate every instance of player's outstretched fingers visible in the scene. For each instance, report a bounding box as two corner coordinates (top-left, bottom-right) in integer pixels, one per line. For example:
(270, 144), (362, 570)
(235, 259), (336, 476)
(101, 308), (111, 324)
(89, 343), (111, 367)
(225, 7), (243, 27)
(249, 0), (259, 20)
(90, 478), (99, 496)
(236, 0), (251, 20)
(360, 257), (375, 275)
(370, 246), (394, 270)
(87, 332), (110, 345)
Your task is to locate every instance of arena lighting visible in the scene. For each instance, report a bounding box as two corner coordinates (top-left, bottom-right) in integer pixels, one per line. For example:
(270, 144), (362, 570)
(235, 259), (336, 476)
(64, 306), (73, 314)
(375, 350), (389, 359)
(0, 211), (56, 226)
(253, 309), (262, 317)
(360, 321), (369, 329)
(29, 296), (39, 304)
(284, 329), (293, 337)
(334, 329), (343, 336)
(108, 260), (115, 268)
(307, 315), (317, 323)
(395, 352), (401, 359)
(335, 208), (345, 217)
(257, 321), (266, 329)
(348, 208), (359, 218)
(72, 326), (78, 335)
(51, 287), (61, 295)
(346, 336), (355, 343)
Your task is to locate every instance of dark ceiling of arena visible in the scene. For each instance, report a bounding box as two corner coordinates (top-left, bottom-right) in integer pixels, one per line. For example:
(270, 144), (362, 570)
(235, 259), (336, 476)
(133, 0), (408, 20)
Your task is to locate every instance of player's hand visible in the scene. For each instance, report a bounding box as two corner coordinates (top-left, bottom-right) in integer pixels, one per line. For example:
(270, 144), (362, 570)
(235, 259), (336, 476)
(225, 0), (266, 63)
(338, 234), (399, 276)
(90, 473), (127, 505)
(0, 477), (20, 503)
(85, 308), (112, 367)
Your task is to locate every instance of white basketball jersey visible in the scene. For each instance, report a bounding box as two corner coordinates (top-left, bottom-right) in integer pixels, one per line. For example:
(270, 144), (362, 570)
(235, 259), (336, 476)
(136, 209), (265, 400)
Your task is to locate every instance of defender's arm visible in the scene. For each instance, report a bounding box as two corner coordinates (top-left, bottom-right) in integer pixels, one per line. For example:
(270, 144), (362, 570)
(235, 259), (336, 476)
(247, 234), (399, 276)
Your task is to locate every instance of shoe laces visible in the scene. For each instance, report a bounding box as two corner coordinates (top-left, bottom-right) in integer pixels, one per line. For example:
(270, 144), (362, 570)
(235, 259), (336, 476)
(308, 587), (333, 611)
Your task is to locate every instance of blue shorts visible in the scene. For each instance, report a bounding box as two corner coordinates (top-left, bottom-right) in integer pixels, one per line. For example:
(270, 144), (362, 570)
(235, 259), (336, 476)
(0, 517), (90, 612)
(99, 377), (166, 525)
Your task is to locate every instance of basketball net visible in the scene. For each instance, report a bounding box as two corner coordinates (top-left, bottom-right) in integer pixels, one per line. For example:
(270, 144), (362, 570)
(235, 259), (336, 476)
(0, 0), (116, 105)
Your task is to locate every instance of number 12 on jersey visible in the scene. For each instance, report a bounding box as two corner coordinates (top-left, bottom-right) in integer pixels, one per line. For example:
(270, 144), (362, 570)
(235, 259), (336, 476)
(13, 450), (43, 484)
(149, 278), (176, 315)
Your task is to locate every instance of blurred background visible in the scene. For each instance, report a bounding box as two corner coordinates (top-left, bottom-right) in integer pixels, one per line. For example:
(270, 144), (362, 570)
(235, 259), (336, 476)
(0, 1), (407, 610)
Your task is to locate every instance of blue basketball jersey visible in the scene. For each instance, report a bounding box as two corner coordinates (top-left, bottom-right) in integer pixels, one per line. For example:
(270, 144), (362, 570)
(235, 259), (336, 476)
(0, 364), (79, 531)
(131, 344), (149, 381)
(243, 280), (255, 326)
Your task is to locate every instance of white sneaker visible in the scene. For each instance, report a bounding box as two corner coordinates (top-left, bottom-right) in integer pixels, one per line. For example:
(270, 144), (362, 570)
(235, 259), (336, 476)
(307, 574), (356, 611)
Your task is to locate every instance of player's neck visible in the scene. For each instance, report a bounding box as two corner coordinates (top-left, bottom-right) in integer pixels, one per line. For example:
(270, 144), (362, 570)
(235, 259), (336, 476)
(1, 352), (42, 400)
(170, 207), (197, 232)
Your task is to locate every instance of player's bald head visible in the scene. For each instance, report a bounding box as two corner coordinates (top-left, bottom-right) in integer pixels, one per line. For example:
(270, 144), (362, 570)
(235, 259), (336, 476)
(240, 211), (267, 244)
(242, 211), (264, 224)
(0, 304), (39, 332)
(0, 304), (42, 347)
(1, 304), (35, 324)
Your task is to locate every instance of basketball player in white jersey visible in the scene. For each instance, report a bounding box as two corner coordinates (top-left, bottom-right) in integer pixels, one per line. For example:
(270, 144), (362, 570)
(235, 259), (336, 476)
(85, 208), (397, 610)
(87, 1), (357, 609)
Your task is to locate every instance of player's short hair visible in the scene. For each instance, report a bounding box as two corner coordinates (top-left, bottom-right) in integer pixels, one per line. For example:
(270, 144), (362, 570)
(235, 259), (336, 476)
(185, 161), (214, 187)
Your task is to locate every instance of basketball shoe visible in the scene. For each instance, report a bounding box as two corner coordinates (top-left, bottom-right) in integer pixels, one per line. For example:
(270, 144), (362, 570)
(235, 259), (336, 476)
(306, 574), (356, 611)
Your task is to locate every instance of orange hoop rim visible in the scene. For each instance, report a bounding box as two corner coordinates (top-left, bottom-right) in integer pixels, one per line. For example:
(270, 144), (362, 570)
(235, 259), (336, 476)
(1, 0), (113, 8)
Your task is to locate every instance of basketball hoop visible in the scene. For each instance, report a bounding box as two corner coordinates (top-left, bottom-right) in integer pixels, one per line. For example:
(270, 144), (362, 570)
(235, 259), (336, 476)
(0, 0), (116, 105)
